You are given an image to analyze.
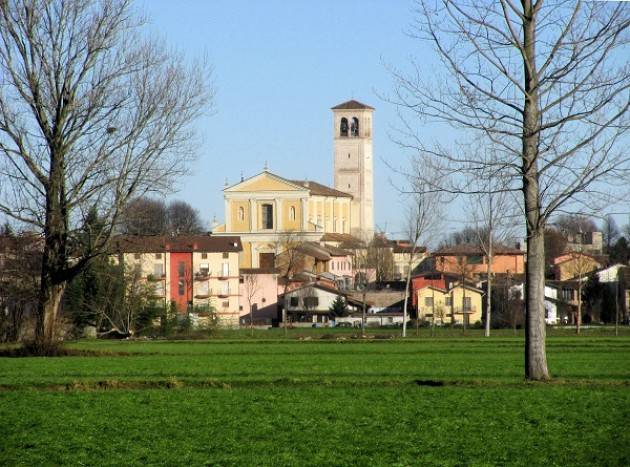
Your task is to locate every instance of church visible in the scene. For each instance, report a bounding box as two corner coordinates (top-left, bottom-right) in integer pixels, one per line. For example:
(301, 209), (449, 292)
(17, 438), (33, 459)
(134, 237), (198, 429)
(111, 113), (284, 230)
(214, 99), (375, 269)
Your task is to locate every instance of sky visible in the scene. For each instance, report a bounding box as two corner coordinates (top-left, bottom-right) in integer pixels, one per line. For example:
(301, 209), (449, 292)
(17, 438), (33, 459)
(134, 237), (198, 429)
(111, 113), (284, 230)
(137, 0), (434, 238)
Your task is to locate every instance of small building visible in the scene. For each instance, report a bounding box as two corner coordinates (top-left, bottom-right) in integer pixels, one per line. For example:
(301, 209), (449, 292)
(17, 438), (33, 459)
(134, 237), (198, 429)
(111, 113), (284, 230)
(239, 268), (279, 327)
(110, 235), (242, 326)
(416, 283), (483, 325)
(552, 253), (601, 281)
(281, 283), (365, 326)
(431, 244), (525, 277)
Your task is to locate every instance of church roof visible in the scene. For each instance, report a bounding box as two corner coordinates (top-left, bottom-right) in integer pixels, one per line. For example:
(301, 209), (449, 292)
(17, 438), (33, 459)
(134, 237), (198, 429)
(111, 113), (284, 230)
(289, 180), (352, 198)
(331, 99), (374, 110)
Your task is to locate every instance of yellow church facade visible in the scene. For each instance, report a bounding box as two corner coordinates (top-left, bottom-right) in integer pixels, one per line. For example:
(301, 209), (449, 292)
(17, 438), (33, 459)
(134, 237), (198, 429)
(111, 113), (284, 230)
(216, 170), (354, 268)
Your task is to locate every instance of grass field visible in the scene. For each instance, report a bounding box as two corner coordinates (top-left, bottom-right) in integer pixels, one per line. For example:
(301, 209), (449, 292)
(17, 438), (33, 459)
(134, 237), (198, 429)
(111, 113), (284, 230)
(1, 332), (630, 465)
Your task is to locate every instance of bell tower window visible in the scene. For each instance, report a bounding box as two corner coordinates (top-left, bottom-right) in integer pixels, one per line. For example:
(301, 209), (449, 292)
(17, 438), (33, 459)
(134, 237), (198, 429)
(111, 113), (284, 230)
(340, 118), (349, 137)
(351, 117), (359, 136)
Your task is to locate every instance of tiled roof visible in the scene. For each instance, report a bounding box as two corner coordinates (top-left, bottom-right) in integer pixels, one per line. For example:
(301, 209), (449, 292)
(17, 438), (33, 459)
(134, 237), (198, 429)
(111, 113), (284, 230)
(331, 100), (374, 110)
(433, 243), (524, 256)
(110, 235), (242, 253)
(290, 180), (352, 198)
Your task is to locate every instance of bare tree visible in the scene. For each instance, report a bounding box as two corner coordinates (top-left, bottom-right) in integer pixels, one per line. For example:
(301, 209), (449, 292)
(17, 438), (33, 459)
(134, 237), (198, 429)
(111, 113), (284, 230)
(602, 215), (620, 254)
(392, 0), (630, 380)
(274, 231), (306, 335)
(468, 161), (518, 337)
(121, 197), (168, 235)
(242, 272), (261, 337)
(401, 170), (443, 338)
(0, 0), (212, 352)
(167, 200), (203, 234)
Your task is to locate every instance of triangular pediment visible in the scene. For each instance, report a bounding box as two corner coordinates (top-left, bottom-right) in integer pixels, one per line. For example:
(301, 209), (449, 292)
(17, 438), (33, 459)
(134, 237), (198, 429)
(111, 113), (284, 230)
(225, 171), (309, 193)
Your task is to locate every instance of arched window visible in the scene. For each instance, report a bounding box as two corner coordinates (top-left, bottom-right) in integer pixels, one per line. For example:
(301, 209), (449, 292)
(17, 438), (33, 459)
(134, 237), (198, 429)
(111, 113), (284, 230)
(351, 117), (359, 136)
(340, 118), (349, 137)
(238, 206), (244, 221)
(289, 206), (296, 221)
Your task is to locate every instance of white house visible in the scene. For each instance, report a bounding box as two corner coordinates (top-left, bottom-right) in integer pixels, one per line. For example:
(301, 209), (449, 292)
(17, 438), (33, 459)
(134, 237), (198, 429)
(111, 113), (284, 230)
(513, 283), (560, 325)
(281, 283), (365, 327)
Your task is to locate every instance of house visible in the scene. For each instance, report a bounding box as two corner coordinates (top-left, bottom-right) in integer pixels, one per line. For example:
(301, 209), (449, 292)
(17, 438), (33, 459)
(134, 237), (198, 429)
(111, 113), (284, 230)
(510, 282), (560, 325)
(110, 235), (242, 326)
(416, 283), (483, 325)
(411, 272), (460, 309)
(281, 283), (366, 327)
(552, 253), (601, 281)
(239, 268), (279, 327)
(565, 231), (603, 256)
(431, 243), (525, 277)
(390, 240), (428, 280)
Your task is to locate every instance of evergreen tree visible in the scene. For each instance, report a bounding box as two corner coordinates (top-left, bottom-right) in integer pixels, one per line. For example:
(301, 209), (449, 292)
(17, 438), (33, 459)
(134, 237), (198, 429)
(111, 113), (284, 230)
(329, 295), (349, 318)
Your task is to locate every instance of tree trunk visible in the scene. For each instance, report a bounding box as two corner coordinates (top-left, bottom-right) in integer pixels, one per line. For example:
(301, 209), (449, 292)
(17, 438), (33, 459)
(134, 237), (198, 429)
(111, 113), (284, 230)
(524, 230), (550, 380)
(522, 0), (550, 381)
(35, 269), (66, 351)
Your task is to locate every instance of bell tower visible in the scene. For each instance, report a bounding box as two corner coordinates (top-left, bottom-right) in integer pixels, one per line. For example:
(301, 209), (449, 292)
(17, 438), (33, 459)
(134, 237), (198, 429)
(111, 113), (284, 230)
(332, 100), (374, 240)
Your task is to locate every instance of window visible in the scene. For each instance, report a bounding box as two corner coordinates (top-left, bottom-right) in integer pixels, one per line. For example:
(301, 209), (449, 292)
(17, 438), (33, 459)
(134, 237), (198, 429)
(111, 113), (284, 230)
(464, 297), (472, 311)
(239, 277), (244, 284)
(178, 279), (185, 296)
(178, 261), (185, 277)
(262, 298), (266, 303)
(223, 252), (229, 259)
(347, 153), (351, 159)
(134, 253), (141, 260)
(201, 253), (208, 259)
(262, 204), (273, 229)
(351, 117), (359, 136)
(468, 255), (483, 264)
(155, 253), (162, 259)
(289, 206), (296, 221)
(221, 283), (230, 296)
(197, 281), (209, 295)
(562, 288), (574, 301)
(199, 263), (209, 275)
(222, 262), (229, 277)
(304, 296), (319, 308)
(290, 297), (299, 307)
(238, 206), (244, 221)
(340, 117), (349, 137)
(222, 301), (229, 308)
(445, 297), (452, 307)
(153, 263), (164, 276)
(424, 297), (433, 307)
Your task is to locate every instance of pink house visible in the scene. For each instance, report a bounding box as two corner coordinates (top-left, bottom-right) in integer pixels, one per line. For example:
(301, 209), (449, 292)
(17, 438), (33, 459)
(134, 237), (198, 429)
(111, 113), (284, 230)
(239, 268), (279, 326)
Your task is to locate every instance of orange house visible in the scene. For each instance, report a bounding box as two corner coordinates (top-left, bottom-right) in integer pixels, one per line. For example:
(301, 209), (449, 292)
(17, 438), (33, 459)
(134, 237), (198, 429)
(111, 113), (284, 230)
(432, 244), (525, 277)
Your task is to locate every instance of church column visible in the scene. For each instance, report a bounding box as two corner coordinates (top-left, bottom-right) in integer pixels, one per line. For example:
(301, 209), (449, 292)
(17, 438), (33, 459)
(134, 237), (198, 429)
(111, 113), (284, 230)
(225, 198), (231, 232)
(273, 199), (279, 232)
(250, 199), (257, 232)
(276, 198), (283, 231)
(301, 197), (307, 231)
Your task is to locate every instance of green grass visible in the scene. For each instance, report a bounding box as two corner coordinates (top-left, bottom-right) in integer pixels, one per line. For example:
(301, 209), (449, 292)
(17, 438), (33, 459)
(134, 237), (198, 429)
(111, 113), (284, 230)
(2, 335), (630, 465)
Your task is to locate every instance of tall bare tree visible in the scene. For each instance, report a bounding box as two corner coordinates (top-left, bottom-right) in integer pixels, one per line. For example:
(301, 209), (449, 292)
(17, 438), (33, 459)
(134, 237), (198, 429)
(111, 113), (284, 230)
(468, 159), (518, 337)
(274, 231), (306, 335)
(242, 272), (261, 337)
(0, 0), (213, 352)
(122, 197), (168, 235)
(401, 168), (443, 338)
(392, 0), (630, 380)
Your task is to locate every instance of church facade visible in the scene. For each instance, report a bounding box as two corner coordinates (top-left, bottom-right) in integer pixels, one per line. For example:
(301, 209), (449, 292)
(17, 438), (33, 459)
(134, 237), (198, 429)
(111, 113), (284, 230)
(216, 100), (375, 269)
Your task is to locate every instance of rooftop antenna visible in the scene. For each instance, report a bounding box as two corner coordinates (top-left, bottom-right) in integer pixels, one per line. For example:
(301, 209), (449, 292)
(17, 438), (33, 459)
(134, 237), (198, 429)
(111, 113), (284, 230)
(263, 160), (269, 171)
(240, 171), (244, 182)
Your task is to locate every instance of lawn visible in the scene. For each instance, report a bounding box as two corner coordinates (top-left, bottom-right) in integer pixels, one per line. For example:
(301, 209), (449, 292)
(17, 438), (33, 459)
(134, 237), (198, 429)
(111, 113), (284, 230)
(1, 334), (629, 466)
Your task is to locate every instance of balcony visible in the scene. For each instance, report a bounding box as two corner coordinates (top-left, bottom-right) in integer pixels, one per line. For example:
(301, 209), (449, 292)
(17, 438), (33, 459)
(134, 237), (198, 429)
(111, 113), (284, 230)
(146, 274), (166, 282)
(194, 271), (211, 281)
(194, 294), (211, 299)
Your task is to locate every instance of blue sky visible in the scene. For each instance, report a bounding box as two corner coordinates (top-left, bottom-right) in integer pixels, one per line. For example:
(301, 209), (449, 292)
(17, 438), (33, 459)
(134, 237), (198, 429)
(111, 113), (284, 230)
(138, 0), (433, 237)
